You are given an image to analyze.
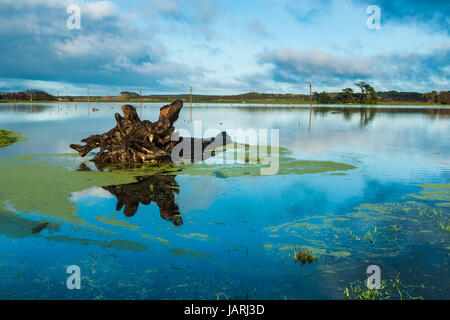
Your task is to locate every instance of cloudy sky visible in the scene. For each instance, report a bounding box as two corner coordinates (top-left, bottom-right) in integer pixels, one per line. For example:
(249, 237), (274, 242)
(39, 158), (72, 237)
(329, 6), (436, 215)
(0, 0), (449, 95)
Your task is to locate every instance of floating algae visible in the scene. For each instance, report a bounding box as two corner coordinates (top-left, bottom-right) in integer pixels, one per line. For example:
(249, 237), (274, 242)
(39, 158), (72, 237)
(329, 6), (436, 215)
(0, 208), (145, 252)
(408, 184), (450, 202)
(178, 233), (210, 241)
(88, 144), (356, 178)
(95, 215), (140, 231)
(0, 129), (27, 148)
(45, 235), (149, 252)
(0, 154), (138, 226)
(169, 248), (211, 258)
(329, 251), (351, 258)
(142, 234), (169, 245)
(0, 209), (60, 239)
(262, 183), (450, 275)
(0, 149), (356, 227)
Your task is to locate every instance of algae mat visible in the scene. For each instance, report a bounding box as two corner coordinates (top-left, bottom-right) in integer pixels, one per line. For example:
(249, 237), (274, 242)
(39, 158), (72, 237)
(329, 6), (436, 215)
(0, 149), (356, 227)
(0, 129), (27, 148)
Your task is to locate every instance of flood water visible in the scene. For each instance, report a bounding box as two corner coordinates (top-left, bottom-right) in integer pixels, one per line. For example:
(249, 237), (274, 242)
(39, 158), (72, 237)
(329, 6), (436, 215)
(0, 102), (449, 299)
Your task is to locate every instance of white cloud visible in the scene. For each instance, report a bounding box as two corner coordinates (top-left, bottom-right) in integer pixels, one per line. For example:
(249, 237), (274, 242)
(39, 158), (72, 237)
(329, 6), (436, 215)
(71, 187), (114, 202)
(83, 1), (116, 20)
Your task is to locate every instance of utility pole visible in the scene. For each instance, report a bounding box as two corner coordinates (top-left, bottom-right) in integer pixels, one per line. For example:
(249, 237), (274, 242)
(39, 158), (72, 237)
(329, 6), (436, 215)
(190, 86), (193, 122)
(308, 82), (312, 135)
(88, 88), (90, 116)
(140, 88), (142, 118)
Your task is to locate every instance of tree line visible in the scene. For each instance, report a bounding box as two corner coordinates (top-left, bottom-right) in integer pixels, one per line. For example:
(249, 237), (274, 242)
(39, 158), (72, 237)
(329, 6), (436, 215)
(314, 82), (450, 105)
(1, 87), (449, 105)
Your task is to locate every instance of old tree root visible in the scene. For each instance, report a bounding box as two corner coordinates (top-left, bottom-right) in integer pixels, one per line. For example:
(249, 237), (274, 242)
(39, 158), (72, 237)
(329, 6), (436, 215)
(70, 100), (231, 163)
(70, 100), (183, 163)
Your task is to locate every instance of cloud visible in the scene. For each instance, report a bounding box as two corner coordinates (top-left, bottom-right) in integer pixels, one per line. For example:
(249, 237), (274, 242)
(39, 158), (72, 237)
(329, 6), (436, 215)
(0, 0), (195, 92)
(353, 0), (450, 35)
(285, 0), (332, 23)
(246, 19), (271, 38)
(84, 1), (116, 20)
(286, 0), (450, 35)
(71, 187), (114, 202)
(257, 49), (374, 83)
(256, 46), (450, 91)
(141, 0), (220, 39)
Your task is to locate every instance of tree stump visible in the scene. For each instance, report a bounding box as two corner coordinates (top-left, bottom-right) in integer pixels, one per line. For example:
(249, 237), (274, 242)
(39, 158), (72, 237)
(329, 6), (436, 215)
(70, 100), (184, 163)
(70, 100), (233, 164)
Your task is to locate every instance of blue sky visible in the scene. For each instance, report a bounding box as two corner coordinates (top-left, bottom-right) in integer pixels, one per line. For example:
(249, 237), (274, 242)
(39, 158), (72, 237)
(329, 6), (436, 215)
(0, 0), (448, 95)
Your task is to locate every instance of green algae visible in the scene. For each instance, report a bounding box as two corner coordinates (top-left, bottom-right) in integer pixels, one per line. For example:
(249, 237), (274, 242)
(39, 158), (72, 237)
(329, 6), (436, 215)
(0, 209), (61, 239)
(0, 148), (355, 228)
(279, 245), (326, 255)
(142, 234), (169, 245)
(95, 215), (140, 231)
(329, 251), (351, 258)
(408, 184), (450, 202)
(169, 248), (211, 258)
(263, 183), (450, 273)
(45, 235), (149, 252)
(0, 156), (138, 226)
(0, 129), (28, 148)
(92, 144), (356, 178)
(178, 233), (210, 241)
(437, 202), (450, 207)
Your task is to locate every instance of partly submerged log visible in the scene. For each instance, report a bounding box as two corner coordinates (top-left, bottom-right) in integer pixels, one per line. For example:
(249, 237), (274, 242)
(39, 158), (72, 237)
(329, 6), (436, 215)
(70, 100), (232, 164)
(70, 100), (183, 163)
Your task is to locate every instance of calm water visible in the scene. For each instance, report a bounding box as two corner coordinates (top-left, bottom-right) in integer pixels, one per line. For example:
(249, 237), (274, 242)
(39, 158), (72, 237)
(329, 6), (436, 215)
(0, 102), (449, 299)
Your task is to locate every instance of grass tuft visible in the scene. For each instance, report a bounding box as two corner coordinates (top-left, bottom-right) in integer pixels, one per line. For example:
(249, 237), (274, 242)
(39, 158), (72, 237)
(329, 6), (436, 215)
(292, 248), (318, 264)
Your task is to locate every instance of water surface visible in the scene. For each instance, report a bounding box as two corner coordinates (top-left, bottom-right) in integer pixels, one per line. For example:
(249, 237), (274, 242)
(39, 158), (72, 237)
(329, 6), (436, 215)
(0, 102), (449, 299)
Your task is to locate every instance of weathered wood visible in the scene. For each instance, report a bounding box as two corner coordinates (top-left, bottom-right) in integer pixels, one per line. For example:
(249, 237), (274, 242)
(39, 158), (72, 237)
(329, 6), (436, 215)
(71, 100), (233, 164)
(70, 100), (184, 163)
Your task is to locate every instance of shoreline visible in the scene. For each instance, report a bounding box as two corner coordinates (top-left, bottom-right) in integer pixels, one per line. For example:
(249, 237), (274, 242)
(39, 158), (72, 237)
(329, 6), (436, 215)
(0, 100), (448, 107)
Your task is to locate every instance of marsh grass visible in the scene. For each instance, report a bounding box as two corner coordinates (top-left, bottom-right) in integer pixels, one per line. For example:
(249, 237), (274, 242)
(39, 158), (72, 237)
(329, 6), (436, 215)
(349, 226), (377, 245)
(418, 207), (450, 233)
(438, 222), (450, 232)
(292, 248), (318, 264)
(344, 275), (424, 300)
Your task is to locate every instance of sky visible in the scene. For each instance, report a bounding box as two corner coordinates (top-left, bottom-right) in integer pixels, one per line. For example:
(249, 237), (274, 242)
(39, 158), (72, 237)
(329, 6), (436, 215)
(0, 0), (449, 95)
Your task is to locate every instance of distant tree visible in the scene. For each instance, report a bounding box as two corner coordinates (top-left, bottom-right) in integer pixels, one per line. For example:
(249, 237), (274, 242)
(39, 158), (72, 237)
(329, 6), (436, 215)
(355, 81), (367, 103)
(315, 91), (332, 104)
(353, 82), (377, 104)
(366, 85), (378, 104)
(341, 88), (354, 103)
(439, 91), (450, 104)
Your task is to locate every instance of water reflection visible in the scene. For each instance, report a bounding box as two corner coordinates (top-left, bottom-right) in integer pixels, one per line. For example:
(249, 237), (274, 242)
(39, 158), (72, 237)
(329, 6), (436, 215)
(72, 133), (232, 226)
(0, 104), (52, 113)
(103, 175), (182, 226)
(77, 162), (182, 225)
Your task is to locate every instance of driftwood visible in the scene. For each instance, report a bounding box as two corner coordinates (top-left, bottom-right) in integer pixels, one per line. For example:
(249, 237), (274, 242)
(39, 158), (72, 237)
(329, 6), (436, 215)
(70, 100), (232, 163)
(70, 100), (184, 163)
